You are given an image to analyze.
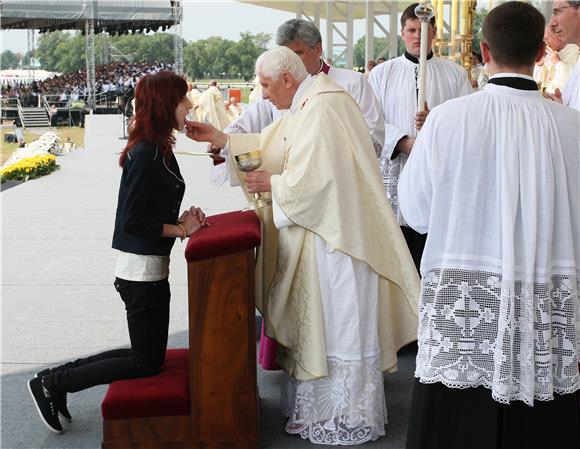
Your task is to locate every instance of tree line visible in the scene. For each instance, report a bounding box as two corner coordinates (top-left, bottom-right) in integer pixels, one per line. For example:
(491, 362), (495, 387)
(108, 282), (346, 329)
(1, 30), (271, 81)
(2, 8), (486, 79)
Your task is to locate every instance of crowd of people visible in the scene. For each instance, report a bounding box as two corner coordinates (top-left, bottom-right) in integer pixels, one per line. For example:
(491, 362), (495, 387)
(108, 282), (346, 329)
(27, 2), (579, 449)
(1, 61), (173, 107)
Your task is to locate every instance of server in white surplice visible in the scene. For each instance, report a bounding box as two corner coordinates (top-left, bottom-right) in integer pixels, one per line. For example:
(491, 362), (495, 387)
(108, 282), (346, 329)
(398, 3), (580, 448)
(368, 2), (472, 274)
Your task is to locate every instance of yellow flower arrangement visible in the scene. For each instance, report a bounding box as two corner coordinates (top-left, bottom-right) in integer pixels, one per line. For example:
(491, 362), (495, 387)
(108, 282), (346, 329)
(0, 154), (59, 183)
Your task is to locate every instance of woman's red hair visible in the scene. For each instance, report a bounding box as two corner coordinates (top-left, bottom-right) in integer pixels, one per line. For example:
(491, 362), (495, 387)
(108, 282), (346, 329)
(119, 71), (188, 166)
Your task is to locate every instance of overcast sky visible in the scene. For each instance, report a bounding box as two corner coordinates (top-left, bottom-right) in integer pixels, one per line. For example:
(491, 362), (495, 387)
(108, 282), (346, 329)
(0, 1), (383, 55)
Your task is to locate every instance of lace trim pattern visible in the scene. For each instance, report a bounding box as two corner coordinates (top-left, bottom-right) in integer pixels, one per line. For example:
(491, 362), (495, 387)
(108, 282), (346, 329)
(415, 268), (580, 405)
(282, 355), (387, 445)
(223, 123), (247, 135)
(379, 153), (408, 226)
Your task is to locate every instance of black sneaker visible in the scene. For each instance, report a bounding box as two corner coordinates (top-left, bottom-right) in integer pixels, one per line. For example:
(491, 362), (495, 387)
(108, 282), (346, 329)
(36, 369), (72, 421)
(27, 376), (63, 433)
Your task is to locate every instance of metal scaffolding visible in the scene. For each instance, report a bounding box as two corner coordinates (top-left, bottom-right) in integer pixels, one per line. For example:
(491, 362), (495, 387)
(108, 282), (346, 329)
(173, 0), (184, 76)
(85, 18), (96, 108)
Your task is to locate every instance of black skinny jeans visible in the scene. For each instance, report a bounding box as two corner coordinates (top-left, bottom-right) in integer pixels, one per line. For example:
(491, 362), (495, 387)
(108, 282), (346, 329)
(43, 278), (170, 394)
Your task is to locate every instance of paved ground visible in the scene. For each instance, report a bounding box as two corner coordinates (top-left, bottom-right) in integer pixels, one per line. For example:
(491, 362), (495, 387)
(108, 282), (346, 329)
(1, 115), (416, 449)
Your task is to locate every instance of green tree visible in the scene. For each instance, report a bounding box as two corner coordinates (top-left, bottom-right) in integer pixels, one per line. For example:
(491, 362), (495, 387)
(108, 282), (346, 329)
(353, 35), (404, 67)
(1, 50), (19, 69)
(136, 33), (174, 63)
(36, 31), (72, 71)
(225, 32), (271, 80)
(53, 33), (86, 73)
(184, 36), (235, 79)
(472, 8), (489, 55)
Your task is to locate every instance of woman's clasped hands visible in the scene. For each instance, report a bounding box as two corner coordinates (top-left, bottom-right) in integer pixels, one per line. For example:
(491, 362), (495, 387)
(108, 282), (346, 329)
(178, 206), (209, 237)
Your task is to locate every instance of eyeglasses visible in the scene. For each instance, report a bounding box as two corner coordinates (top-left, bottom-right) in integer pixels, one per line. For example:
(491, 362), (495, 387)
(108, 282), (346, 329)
(552, 5), (578, 16)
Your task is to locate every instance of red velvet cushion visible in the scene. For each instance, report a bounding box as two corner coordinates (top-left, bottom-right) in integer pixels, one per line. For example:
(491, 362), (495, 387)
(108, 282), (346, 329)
(185, 210), (261, 262)
(101, 348), (189, 420)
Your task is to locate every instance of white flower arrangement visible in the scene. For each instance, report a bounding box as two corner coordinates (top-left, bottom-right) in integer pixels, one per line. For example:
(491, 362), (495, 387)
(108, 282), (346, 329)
(2, 131), (61, 169)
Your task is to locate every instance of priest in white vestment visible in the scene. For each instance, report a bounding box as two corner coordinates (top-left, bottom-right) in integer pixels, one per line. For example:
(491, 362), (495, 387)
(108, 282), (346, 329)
(197, 81), (230, 130)
(187, 46), (420, 446)
(547, 1), (580, 110)
(186, 82), (202, 122)
(368, 2), (472, 274)
(398, 4), (580, 448)
(226, 96), (243, 122)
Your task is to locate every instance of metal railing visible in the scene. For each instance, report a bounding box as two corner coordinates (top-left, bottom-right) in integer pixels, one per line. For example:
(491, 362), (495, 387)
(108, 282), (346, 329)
(16, 98), (26, 129)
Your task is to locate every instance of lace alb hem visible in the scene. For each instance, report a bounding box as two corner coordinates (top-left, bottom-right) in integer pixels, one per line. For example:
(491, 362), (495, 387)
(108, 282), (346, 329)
(416, 268), (580, 406)
(282, 355), (387, 446)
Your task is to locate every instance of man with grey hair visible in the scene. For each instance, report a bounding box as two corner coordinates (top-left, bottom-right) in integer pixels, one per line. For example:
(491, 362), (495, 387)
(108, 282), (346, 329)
(187, 46), (419, 446)
(547, 1), (580, 109)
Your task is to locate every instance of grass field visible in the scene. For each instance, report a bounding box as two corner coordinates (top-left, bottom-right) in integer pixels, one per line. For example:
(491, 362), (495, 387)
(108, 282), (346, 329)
(1, 126), (85, 165)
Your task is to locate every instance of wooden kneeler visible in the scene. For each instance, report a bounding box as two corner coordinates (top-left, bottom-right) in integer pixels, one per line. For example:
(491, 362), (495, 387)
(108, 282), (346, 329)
(101, 210), (261, 449)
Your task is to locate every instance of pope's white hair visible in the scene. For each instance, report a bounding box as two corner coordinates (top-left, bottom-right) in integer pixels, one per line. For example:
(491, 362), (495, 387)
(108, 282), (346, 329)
(255, 46), (308, 82)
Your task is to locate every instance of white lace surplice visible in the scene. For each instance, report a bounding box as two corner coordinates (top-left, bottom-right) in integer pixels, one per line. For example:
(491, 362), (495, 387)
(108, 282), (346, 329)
(398, 79), (580, 406)
(274, 198), (387, 445)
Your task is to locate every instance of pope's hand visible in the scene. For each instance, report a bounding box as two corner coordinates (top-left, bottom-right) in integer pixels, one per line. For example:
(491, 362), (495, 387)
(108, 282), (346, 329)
(246, 171), (272, 193)
(415, 102), (430, 131)
(185, 121), (228, 148)
(207, 143), (225, 165)
(544, 88), (563, 104)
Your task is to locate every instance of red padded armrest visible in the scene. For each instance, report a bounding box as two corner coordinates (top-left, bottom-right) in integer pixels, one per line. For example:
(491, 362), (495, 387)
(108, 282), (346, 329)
(184, 210), (261, 262)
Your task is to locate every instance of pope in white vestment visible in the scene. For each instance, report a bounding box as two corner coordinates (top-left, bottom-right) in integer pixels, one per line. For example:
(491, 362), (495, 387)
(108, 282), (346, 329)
(207, 19), (387, 386)
(197, 83), (230, 130)
(188, 47), (419, 446)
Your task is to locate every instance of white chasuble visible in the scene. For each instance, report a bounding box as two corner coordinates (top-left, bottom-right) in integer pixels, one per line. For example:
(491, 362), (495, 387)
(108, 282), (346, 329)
(368, 54), (473, 225)
(232, 74), (420, 381)
(398, 78), (580, 406)
(198, 86), (230, 130)
(187, 88), (202, 122)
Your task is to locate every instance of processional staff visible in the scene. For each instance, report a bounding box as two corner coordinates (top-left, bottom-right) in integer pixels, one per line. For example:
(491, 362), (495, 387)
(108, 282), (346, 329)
(414, 1), (435, 113)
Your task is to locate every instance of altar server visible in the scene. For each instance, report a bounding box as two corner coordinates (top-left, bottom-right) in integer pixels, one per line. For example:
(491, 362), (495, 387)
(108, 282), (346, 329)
(398, 3), (580, 448)
(187, 47), (419, 445)
(368, 2), (472, 273)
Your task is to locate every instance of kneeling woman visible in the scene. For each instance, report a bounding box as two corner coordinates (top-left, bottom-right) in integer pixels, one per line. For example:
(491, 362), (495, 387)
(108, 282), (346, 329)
(28, 71), (207, 433)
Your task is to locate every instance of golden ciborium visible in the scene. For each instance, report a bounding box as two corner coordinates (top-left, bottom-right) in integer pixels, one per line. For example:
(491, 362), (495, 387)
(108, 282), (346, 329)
(235, 150), (268, 210)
